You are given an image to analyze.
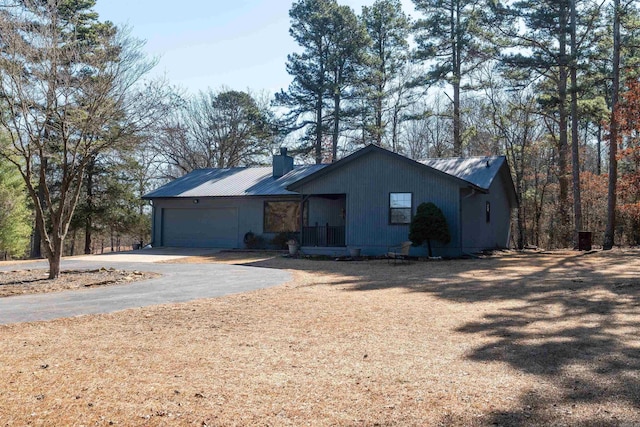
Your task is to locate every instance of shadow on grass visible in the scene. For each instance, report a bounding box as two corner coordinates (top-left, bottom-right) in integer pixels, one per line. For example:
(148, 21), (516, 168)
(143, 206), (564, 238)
(231, 249), (640, 425)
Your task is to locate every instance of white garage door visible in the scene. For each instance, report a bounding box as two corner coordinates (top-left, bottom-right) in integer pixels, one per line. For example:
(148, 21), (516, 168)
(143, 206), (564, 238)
(162, 208), (238, 248)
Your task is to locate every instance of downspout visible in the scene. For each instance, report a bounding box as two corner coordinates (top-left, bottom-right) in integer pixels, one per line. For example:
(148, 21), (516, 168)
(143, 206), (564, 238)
(459, 189), (463, 256)
(462, 187), (476, 199)
(150, 200), (156, 247)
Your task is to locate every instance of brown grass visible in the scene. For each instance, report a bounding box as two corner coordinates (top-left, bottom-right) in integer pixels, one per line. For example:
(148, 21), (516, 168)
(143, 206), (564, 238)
(1, 250), (639, 426)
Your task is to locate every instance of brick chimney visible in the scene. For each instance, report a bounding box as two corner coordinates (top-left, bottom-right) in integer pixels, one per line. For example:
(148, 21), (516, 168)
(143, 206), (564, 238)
(272, 147), (294, 178)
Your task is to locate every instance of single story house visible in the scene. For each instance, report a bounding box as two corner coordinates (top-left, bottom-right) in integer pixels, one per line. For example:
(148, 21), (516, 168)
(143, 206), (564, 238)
(143, 144), (517, 257)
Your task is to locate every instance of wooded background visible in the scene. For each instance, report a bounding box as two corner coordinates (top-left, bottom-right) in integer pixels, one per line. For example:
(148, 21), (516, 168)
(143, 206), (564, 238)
(1, 0), (638, 275)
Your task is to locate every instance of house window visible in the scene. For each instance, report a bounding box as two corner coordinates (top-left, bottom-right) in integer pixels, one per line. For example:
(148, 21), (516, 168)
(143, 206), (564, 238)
(264, 201), (305, 232)
(486, 201), (491, 223)
(390, 193), (412, 224)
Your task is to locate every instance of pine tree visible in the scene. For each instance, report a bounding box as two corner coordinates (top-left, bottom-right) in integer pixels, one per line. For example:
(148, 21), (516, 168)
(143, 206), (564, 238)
(327, 5), (369, 161)
(0, 147), (30, 259)
(275, 0), (339, 164)
(276, 0), (369, 163)
(496, 0), (601, 248)
(360, 0), (411, 148)
(413, 0), (494, 156)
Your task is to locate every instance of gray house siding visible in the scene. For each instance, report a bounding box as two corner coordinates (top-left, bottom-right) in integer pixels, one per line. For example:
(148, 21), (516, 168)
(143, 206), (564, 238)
(306, 196), (346, 228)
(151, 196), (302, 248)
(293, 150), (462, 256)
(460, 166), (513, 253)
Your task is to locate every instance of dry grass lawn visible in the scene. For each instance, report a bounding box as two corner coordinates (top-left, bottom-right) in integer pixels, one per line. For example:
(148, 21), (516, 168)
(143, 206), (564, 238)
(0, 250), (639, 426)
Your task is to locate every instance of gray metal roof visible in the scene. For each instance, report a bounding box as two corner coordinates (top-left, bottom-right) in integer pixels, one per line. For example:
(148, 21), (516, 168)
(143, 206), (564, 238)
(143, 164), (327, 199)
(143, 147), (509, 200)
(420, 156), (506, 190)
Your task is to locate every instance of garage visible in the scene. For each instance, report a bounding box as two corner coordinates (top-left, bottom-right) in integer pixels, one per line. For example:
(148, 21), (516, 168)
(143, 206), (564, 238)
(161, 208), (238, 248)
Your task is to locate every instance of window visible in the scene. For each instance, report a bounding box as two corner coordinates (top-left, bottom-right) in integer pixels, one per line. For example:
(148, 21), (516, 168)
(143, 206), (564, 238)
(486, 201), (491, 223)
(390, 193), (412, 224)
(264, 201), (306, 232)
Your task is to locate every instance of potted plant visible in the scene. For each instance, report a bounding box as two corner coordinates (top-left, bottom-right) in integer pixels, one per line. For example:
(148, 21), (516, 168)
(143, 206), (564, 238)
(286, 239), (298, 255)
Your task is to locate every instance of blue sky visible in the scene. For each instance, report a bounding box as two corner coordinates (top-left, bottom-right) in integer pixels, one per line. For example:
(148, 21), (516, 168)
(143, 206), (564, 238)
(94, 0), (416, 96)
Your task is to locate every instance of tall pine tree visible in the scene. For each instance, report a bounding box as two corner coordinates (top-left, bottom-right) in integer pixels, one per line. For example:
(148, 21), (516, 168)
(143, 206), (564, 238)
(413, 0), (494, 156)
(496, 0), (600, 247)
(360, 0), (411, 149)
(276, 0), (369, 163)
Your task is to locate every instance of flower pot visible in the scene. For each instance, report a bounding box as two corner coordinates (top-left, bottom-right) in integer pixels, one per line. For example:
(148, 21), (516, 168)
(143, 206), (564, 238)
(349, 248), (361, 258)
(288, 243), (298, 255)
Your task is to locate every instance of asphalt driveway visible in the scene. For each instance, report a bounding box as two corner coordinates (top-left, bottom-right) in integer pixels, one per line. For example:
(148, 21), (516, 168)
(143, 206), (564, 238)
(0, 248), (291, 325)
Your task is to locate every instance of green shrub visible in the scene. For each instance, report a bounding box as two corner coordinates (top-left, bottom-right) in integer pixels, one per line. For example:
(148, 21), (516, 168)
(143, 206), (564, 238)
(244, 231), (266, 249)
(408, 202), (451, 257)
(271, 231), (299, 249)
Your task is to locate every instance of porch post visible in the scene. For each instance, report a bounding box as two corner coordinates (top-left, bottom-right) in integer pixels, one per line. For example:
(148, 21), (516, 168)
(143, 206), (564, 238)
(299, 195), (310, 246)
(326, 222), (330, 247)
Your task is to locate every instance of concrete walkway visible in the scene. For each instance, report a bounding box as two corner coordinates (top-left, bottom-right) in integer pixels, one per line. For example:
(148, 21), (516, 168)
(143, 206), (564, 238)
(0, 249), (291, 325)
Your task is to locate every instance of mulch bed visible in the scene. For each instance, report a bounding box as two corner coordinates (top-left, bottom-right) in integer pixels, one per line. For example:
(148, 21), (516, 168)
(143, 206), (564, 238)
(0, 268), (159, 297)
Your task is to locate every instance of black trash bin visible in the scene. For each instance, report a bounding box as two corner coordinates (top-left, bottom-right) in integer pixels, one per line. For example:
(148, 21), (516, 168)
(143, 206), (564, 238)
(578, 231), (592, 251)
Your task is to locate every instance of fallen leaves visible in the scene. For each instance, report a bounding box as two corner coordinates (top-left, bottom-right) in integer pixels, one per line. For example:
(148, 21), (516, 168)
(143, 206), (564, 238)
(0, 268), (159, 297)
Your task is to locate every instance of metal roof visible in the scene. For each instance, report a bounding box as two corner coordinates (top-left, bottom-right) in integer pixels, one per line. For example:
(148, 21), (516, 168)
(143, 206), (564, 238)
(143, 146), (510, 200)
(142, 164), (327, 199)
(420, 156), (506, 190)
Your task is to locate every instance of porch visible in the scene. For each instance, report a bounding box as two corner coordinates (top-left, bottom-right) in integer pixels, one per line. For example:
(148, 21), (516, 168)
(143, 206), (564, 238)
(299, 194), (346, 248)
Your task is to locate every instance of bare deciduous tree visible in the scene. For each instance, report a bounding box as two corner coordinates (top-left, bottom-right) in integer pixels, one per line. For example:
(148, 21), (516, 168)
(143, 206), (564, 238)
(0, 1), (161, 278)
(154, 88), (277, 178)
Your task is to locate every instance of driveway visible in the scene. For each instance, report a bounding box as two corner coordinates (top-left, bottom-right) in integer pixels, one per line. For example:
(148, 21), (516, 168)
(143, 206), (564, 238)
(0, 248), (291, 325)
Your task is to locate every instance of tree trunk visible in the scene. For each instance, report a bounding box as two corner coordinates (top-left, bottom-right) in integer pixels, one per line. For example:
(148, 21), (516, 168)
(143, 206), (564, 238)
(391, 106), (399, 153)
(315, 95), (323, 164)
(570, 0), (582, 246)
(604, 0), (621, 250)
(47, 239), (63, 279)
(597, 124), (602, 175)
(451, 1), (462, 156)
(30, 158), (47, 259)
(30, 224), (42, 259)
(84, 218), (92, 254)
(516, 184), (525, 249)
(332, 74), (340, 162)
(453, 83), (461, 156)
(557, 4), (571, 248)
(426, 239), (433, 258)
(84, 157), (94, 254)
(48, 257), (61, 280)
(375, 86), (383, 146)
